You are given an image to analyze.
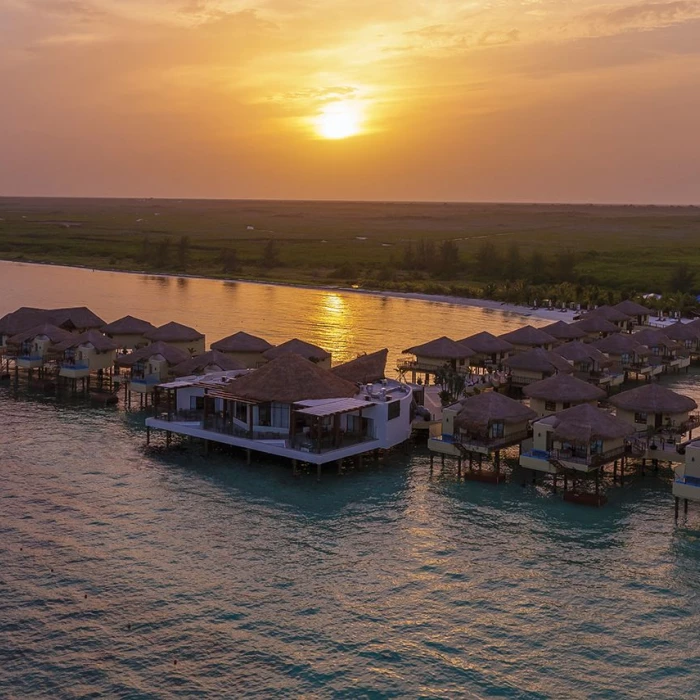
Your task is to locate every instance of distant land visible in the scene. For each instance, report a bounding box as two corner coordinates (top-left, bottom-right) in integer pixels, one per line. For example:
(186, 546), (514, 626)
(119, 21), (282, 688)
(1, 197), (699, 309)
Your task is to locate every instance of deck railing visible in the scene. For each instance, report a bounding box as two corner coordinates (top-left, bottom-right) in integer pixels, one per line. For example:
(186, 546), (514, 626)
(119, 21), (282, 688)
(550, 444), (628, 468)
(456, 428), (531, 451)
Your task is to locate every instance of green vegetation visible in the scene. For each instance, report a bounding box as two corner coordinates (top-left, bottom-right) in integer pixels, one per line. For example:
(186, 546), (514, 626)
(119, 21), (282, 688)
(1, 197), (699, 311)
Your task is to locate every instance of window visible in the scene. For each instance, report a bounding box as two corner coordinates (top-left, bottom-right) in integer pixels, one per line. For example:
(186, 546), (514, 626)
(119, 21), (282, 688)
(258, 403), (271, 426)
(489, 422), (504, 439)
(271, 402), (290, 429)
(235, 401), (247, 422)
(590, 439), (603, 455)
(388, 400), (401, 421)
(189, 396), (205, 411)
(544, 401), (556, 412)
(621, 353), (630, 364)
(634, 412), (647, 424)
(562, 402), (571, 409)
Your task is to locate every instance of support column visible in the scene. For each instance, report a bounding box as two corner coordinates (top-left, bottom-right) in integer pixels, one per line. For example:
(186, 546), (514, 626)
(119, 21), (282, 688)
(316, 463), (322, 482)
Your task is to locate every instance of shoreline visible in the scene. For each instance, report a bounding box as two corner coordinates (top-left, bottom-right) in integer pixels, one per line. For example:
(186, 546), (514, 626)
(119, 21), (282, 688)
(1, 257), (577, 323)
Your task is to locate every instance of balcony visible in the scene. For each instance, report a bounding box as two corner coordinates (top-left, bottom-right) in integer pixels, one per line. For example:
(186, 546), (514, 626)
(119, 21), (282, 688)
(455, 428), (532, 454)
(16, 354), (44, 368)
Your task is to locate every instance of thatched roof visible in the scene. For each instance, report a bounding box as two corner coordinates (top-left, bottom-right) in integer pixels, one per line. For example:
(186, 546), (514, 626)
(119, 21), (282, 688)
(101, 315), (156, 336)
(523, 373), (605, 403)
(456, 331), (513, 355)
(555, 341), (612, 367)
(585, 305), (631, 323)
(171, 350), (245, 377)
(663, 322), (700, 342)
(609, 383), (697, 414)
(631, 329), (679, 350)
(46, 307), (106, 330)
(211, 331), (273, 353)
(116, 341), (190, 367)
(145, 322), (204, 343)
(454, 391), (536, 433)
(505, 348), (573, 374)
(221, 353), (357, 403)
(0, 307), (48, 336)
(547, 404), (635, 443)
(593, 333), (648, 355)
(331, 348), (388, 384)
(614, 300), (653, 317)
(7, 323), (74, 346)
(263, 338), (330, 362)
(499, 325), (556, 347)
(53, 329), (119, 353)
(570, 316), (621, 335)
(404, 336), (474, 359)
(542, 320), (587, 341)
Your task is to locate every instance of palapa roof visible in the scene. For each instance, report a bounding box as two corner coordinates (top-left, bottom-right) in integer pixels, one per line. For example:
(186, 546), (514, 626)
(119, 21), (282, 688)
(331, 348), (388, 384)
(53, 329), (119, 353)
(46, 307), (106, 330)
(220, 353), (357, 404)
(499, 325), (556, 347)
(609, 383), (697, 415)
(542, 320), (587, 341)
(454, 391), (536, 433)
(555, 341), (612, 367)
(544, 403), (635, 443)
(404, 336), (475, 359)
(101, 315), (157, 336)
(456, 331), (513, 355)
(0, 307), (48, 336)
(171, 350), (245, 377)
(505, 348), (573, 375)
(663, 321), (700, 342)
(631, 328), (679, 350)
(593, 333), (648, 355)
(614, 300), (653, 317)
(145, 321), (204, 343)
(7, 322), (74, 346)
(570, 315), (621, 335)
(523, 373), (605, 403)
(211, 331), (273, 354)
(585, 305), (631, 323)
(263, 338), (330, 362)
(116, 341), (190, 367)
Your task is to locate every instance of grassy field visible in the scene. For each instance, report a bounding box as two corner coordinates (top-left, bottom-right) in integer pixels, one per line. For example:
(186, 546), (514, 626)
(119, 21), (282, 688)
(1, 197), (699, 301)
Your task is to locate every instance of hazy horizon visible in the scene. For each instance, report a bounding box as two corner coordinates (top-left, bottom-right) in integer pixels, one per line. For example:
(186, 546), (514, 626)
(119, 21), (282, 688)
(3, 1), (700, 204)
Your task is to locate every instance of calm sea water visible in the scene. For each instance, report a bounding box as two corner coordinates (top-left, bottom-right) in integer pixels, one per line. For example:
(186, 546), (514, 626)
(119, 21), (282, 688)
(2, 261), (700, 699)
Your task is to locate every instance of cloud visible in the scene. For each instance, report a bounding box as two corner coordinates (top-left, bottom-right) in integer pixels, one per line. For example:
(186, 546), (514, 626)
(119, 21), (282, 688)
(588, 0), (700, 30)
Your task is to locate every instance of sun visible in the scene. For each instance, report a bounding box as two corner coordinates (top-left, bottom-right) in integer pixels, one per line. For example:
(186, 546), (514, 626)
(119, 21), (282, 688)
(315, 102), (362, 139)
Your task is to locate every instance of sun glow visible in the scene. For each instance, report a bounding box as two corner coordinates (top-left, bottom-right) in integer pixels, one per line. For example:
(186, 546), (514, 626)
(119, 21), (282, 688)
(315, 102), (362, 139)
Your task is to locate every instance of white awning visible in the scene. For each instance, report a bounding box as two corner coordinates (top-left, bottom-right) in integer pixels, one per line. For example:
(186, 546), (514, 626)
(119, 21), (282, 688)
(295, 398), (375, 417)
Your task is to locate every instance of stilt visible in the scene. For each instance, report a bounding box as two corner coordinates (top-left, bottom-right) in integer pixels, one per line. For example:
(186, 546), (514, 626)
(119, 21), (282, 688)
(457, 457), (462, 479)
(429, 454), (434, 474)
(146, 426), (150, 445)
(247, 449), (252, 465)
(337, 459), (343, 475)
(685, 498), (689, 515)
(316, 463), (322, 482)
(675, 496), (680, 519)
(613, 459), (618, 483)
(204, 439), (209, 455)
(166, 431), (171, 447)
(552, 474), (557, 493)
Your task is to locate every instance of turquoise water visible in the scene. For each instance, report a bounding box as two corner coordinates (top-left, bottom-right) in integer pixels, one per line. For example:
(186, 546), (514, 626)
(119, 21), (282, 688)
(2, 262), (700, 698)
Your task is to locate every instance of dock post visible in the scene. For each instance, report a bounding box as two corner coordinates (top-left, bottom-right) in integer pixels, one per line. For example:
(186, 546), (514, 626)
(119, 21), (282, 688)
(685, 498), (689, 515)
(552, 474), (557, 493)
(457, 457), (462, 479)
(316, 463), (322, 482)
(166, 431), (171, 447)
(675, 497), (680, 519)
(204, 439), (209, 455)
(429, 454), (434, 474)
(146, 426), (150, 445)
(292, 458), (298, 476)
(246, 449), (252, 465)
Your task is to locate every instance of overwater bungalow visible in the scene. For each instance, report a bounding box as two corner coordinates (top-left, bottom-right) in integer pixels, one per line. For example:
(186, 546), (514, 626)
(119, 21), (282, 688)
(662, 321), (700, 353)
(592, 333), (653, 378)
(614, 300), (653, 328)
(144, 322), (205, 355)
(0, 307), (49, 352)
(52, 330), (118, 382)
(631, 329), (689, 372)
(541, 320), (587, 344)
(210, 331), (274, 368)
(520, 404), (638, 504)
(331, 348), (389, 384)
(146, 353), (414, 475)
(609, 383), (699, 438)
(101, 315), (157, 350)
(499, 325), (556, 353)
(262, 338), (332, 369)
(554, 340), (622, 389)
(116, 341), (190, 396)
(523, 373), (606, 417)
(171, 350), (245, 378)
(504, 347), (573, 387)
(399, 336), (475, 383)
(456, 331), (513, 370)
(6, 323), (74, 369)
(584, 305), (631, 330)
(570, 315), (621, 342)
(428, 391), (536, 479)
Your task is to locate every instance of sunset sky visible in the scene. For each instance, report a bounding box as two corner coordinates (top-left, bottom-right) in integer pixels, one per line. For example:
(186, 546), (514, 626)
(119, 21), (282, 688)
(2, 0), (700, 203)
